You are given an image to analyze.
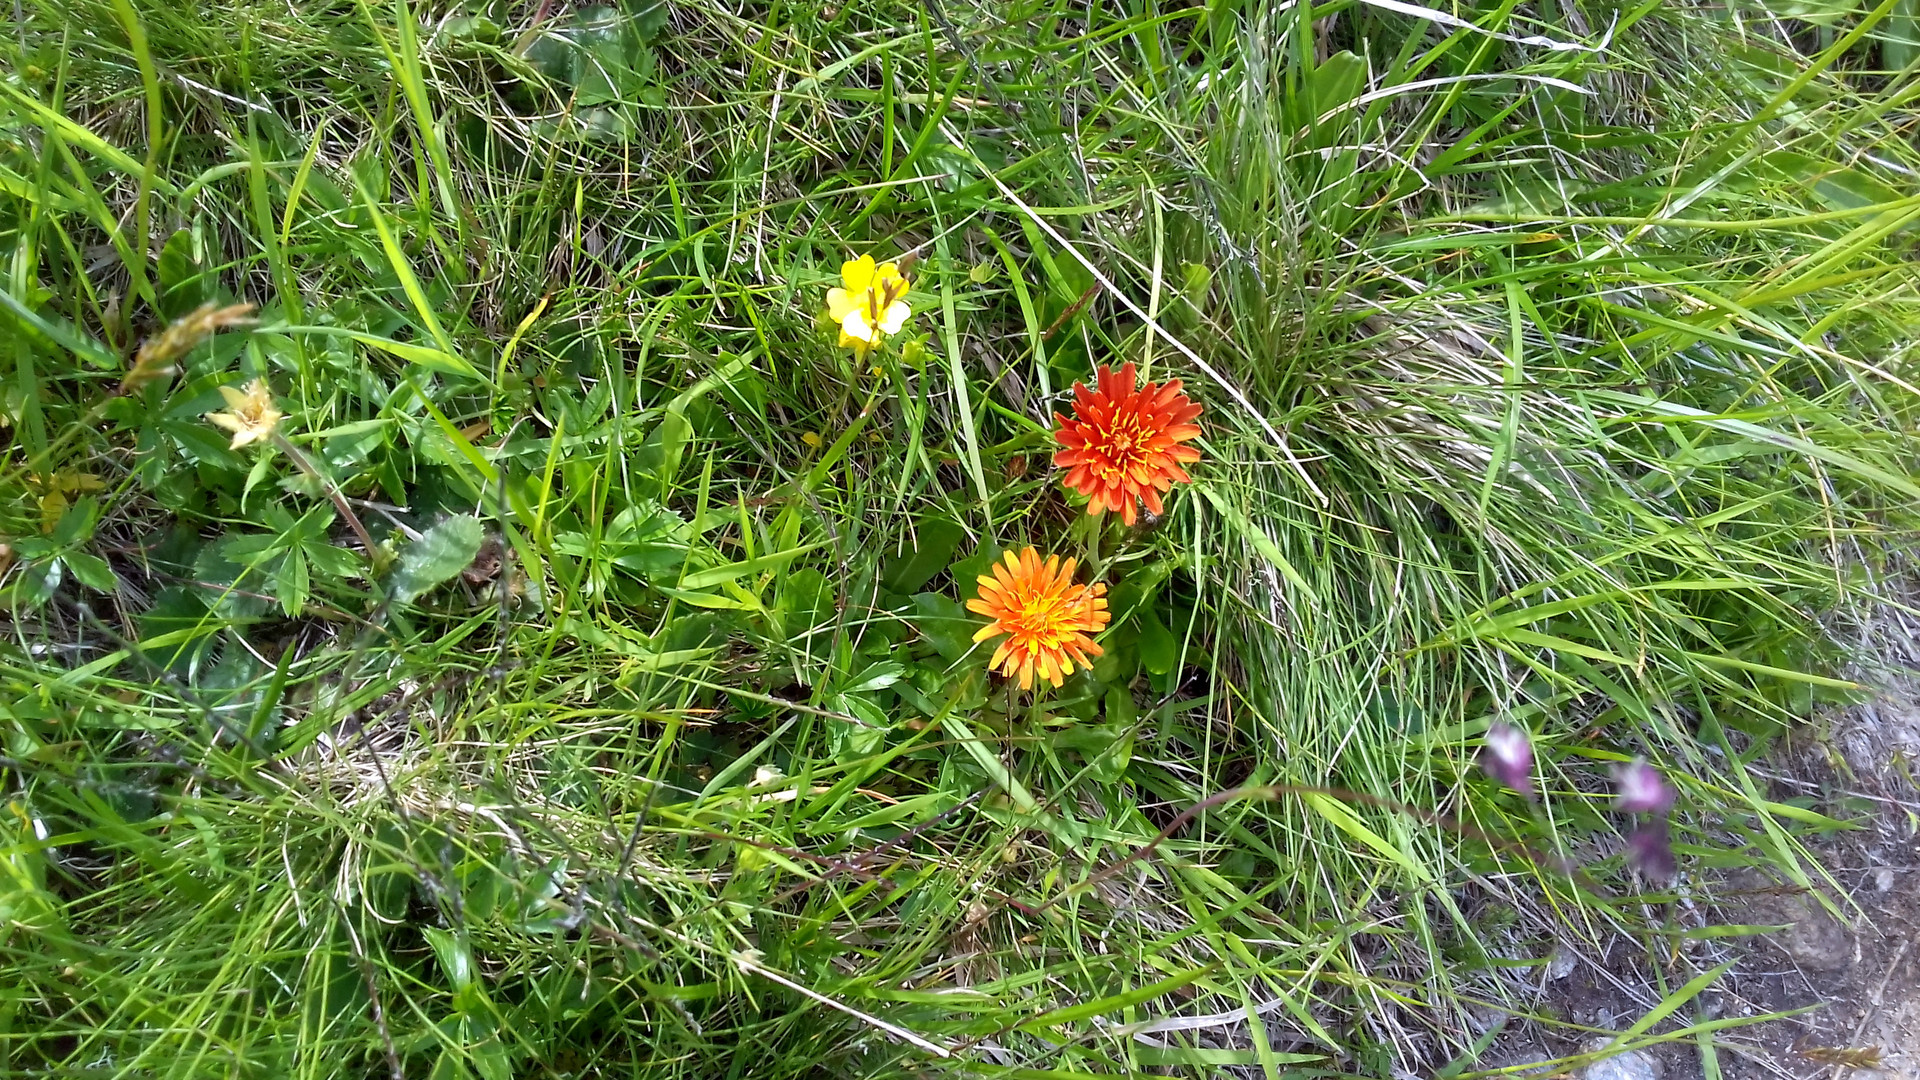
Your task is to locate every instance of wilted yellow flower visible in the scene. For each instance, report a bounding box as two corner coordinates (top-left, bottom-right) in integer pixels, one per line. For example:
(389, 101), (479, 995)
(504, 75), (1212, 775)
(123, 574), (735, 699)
(205, 379), (284, 449)
(825, 255), (911, 352)
(28, 470), (107, 534)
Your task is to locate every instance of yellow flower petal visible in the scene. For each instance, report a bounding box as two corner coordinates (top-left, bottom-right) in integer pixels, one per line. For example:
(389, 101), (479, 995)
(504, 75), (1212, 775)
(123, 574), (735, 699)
(826, 287), (858, 321)
(204, 378), (284, 451)
(841, 255), (877, 293)
(228, 426), (269, 450)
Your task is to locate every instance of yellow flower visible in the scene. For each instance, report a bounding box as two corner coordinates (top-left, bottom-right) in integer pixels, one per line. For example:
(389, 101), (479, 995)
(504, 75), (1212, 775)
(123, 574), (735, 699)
(825, 254), (911, 351)
(205, 379), (284, 449)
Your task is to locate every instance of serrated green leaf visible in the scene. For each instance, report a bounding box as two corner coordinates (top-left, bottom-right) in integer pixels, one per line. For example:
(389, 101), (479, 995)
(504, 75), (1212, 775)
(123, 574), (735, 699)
(391, 515), (485, 602)
(274, 549), (309, 616)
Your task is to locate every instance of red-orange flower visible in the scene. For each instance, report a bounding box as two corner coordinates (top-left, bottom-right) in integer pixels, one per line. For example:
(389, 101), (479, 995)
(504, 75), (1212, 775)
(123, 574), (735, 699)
(966, 547), (1111, 690)
(1052, 362), (1203, 525)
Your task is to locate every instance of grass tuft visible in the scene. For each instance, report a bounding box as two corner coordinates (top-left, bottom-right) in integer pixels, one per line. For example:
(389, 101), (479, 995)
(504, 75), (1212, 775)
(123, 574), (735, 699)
(2, 0), (1917, 1076)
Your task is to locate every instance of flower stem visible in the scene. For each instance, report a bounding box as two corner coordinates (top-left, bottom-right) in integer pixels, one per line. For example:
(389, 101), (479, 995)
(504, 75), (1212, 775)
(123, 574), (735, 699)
(272, 431), (379, 562)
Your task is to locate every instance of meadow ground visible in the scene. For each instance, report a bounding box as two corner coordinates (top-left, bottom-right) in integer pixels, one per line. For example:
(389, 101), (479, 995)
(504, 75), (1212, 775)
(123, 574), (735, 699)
(3, 0), (1920, 1077)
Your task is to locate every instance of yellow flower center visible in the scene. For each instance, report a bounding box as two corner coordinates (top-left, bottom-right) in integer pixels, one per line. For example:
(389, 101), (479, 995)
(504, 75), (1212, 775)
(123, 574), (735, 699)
(1093, 418), (1149, 479)
(1008, 595), (1073, 644)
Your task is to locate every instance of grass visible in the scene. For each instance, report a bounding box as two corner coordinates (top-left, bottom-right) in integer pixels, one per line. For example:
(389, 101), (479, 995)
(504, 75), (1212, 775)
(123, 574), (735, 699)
(2, 0), (1918, 1076)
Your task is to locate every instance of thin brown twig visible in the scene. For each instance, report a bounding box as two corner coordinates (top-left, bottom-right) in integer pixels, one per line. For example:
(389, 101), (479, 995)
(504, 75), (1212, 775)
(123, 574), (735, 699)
(1040, 283), (1101, 341)
(271, 430), (380, 559)
(338, 904), (404, 1080)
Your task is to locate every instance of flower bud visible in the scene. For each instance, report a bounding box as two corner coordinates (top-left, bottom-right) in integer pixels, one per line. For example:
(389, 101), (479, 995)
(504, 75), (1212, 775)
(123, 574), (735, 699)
(1626, 820), (1677, 879)
(1614, 758), (1675, 815)
(1482, 722), (1534, 798)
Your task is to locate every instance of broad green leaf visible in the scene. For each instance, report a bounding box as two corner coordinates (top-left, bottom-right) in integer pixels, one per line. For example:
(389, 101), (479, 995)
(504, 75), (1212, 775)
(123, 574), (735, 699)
(64, 552), (118, 593)
(391, 515), (485, 602)
(911, 593), (975, 662)
(882, 518), (966, 594)
(156, 229), (211, 318)
(1137, 609), (1177, 676)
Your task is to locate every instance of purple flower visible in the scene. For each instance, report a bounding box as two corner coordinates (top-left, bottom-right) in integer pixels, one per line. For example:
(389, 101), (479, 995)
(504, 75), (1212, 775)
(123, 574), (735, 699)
(1626, 820), (1677, 879)
(1482, 723), (1534, 798)
(1614, 758), (1675, 815)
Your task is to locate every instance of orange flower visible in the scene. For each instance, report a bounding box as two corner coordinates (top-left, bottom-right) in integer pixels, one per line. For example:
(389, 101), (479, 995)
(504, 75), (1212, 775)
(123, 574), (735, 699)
(1052, 362), (1204, 526)
(966, 547), (1111, 690)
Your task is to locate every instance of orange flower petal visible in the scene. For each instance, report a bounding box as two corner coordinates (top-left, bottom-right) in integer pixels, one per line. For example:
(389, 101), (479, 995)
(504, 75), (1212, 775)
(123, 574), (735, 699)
(968, 545), (1113, 692)
(1051, 363), (1203, 525)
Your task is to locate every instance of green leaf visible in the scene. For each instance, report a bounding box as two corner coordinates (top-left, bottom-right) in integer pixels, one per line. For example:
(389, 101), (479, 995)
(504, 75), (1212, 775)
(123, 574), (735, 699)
(1618, 961), (1735, 1040)
(274, 549), (309, 617)
(64, 552), (118, 593)
(911, 593), (975, 662)
(0, 289), (121, 370)
(156, 229), (211, 319)
(1300, 792), (1439, 888)
(391, 515), (485, 602)
(1016, 965), (1215, 1031)
(275, 325), (481, 381)
(1137, 609), (1177, 676)
(17, 558), (63, 608)
(627, 0), (669, 40)
(949, 544), (999, 599)
(655, 585), (762, 611)
(679, 541), (827, 589)
(528, 5), (658, 106)
(193, 538), (276, 620)
(305, 543), (364, 579)
(442, 14), (502, 45)
(882, 518), (966, 594)
(840, 661), (905, 694)
(829, 693), (888, 756)
(136, 587), (220, 671)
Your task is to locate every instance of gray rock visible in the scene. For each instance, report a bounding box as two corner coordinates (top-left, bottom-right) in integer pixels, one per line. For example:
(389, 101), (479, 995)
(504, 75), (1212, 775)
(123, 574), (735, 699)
(1577, 1041), (1665, 1080)
(1718, 869), (1854, 972)
(1547, 947), (1579, 981)
(1778, 901), (1852, 971)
